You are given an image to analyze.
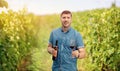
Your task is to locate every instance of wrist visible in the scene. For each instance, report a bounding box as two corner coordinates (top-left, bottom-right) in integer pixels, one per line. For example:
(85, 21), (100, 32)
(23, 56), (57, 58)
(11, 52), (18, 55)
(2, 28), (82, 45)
(48, 48), (54, 54)
(78, 53), (80, 58)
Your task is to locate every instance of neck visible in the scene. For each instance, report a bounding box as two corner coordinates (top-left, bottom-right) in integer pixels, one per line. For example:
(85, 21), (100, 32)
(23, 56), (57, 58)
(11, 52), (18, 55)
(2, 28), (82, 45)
(62, 27), (70, 32)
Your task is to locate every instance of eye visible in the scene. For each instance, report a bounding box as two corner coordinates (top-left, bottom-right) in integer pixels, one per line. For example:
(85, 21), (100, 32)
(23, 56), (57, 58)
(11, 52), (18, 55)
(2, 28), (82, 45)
(62, 17), (66, 19)
(67, 17), (70, 19)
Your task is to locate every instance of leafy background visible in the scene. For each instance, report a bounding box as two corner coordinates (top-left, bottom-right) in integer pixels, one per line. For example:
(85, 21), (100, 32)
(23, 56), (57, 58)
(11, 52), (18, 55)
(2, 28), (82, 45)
(0, 1), (120, 71)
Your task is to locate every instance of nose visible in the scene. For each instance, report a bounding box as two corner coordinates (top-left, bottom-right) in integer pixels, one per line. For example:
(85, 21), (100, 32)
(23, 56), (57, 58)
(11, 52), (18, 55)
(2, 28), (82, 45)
(64, 18), (68, 21)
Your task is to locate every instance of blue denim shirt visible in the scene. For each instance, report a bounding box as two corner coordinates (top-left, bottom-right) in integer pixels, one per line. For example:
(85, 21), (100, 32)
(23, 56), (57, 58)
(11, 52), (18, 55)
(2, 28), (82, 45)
(49, 27), (84, 71)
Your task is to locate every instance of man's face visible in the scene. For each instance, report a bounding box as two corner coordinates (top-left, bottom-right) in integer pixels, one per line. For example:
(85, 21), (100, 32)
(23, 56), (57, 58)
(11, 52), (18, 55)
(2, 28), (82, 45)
(61, 14), (72, 28)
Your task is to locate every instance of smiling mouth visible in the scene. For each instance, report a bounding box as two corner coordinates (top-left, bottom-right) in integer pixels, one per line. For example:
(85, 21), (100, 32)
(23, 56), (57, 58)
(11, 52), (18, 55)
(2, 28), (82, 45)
(64, 21), (68, 24)
(64, 23), (68, 25)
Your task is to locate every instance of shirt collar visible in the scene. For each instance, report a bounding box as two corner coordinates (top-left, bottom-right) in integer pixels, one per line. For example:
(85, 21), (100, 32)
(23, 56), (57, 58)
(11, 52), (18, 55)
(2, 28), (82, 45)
(60, 27), (71, 33)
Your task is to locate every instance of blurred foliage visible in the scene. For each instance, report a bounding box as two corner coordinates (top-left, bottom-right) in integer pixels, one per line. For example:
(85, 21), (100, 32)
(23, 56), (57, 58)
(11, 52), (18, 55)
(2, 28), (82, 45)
(0, 0), (8, 8)
(73, 7), (120, 71)
(0, 9), (38, 71)
(0, 6), (120, 71)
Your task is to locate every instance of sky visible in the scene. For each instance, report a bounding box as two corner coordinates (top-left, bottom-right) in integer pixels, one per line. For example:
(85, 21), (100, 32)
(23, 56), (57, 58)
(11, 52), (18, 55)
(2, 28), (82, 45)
(5, 0), (120, 15)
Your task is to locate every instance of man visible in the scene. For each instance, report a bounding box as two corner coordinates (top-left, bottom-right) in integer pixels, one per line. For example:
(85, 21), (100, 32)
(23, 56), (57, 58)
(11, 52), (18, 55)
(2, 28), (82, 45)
(47, 10), (86, 71)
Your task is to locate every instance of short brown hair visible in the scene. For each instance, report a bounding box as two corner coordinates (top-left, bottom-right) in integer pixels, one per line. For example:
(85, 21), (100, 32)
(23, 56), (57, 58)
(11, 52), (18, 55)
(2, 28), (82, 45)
(61, 10), (72, 17)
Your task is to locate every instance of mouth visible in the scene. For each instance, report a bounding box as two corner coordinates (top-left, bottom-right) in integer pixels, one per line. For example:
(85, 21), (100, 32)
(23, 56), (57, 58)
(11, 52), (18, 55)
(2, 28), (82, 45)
(64, 21), (68, 24)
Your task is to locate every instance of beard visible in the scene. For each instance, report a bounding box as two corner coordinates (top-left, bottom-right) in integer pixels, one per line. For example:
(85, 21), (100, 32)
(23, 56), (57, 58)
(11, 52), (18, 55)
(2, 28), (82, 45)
(62, 22), (70, 28)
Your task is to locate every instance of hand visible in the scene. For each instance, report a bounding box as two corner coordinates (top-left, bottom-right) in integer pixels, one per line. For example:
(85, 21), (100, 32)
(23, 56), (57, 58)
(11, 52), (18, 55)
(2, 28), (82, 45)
(52, 49), (57, 57)
(72, 50), (79, 58)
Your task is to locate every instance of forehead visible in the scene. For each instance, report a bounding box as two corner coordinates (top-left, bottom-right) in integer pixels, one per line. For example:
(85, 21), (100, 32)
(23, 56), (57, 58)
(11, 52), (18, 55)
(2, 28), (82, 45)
(61, 14), (71, 17)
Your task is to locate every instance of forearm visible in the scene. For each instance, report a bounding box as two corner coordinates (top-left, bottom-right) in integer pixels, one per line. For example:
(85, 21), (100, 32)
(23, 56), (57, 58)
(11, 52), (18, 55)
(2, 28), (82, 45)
(47, 46), (54, 54)
(78, 51), (86, 59)
(77, 48), (86, 59)
(47, 46), (58, 57)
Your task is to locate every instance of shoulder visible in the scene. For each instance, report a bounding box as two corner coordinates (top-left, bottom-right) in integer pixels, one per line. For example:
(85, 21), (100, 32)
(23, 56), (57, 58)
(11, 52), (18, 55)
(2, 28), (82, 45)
(51, 28), (61, 33)
(71, 28), (81, 36)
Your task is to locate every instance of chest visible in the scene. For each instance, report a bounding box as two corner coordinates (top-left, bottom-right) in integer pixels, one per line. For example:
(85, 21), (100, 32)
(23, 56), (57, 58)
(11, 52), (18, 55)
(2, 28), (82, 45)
(52, 32), (77, 48)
